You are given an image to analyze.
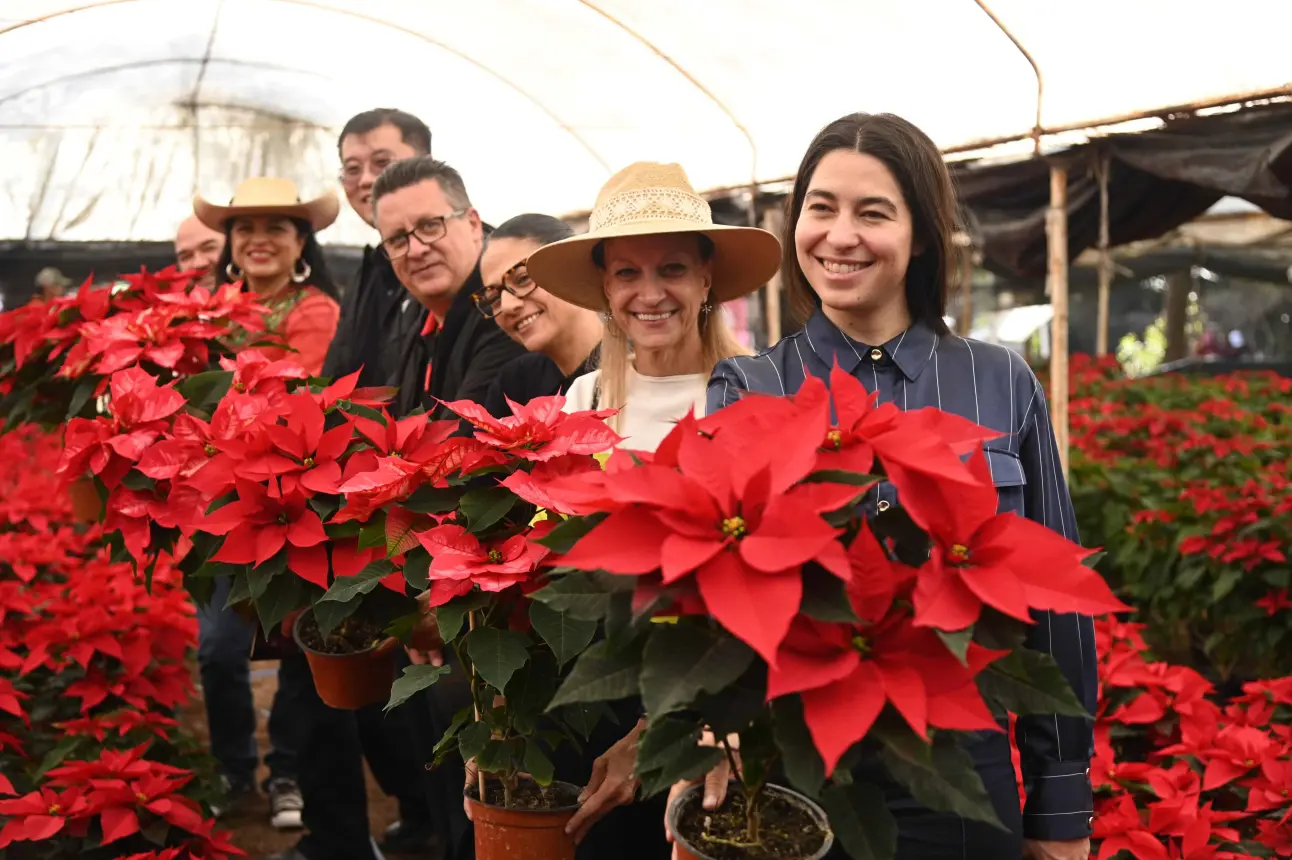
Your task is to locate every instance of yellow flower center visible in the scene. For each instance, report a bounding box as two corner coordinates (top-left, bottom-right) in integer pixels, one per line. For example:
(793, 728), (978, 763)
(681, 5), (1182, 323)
(1244, 759), (1255, 768)
(825, 429), (843, 450)
(136, 791), (149, 803)
(303, 456), (315, 468)
(48, 803), (61, 814)
(721, 516), (747, 539)
(204, 443), (217, 456)
(233, 381), (246, 392)
(487, 549), (504, 564)
(852, 635), (869, 654)
(949, 543), (971, 563)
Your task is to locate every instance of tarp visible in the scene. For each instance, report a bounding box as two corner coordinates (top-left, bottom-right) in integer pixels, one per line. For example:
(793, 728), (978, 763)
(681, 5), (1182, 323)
(2, 0), (1291, 243)
(953, 102), (1292, 277)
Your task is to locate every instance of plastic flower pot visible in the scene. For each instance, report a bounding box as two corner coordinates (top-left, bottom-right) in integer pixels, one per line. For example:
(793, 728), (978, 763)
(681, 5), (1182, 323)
(465, 779), (581, 860)
(67, 476), (103, 522)
(292, 609), (397, 710)
(666, 782), (834, 860)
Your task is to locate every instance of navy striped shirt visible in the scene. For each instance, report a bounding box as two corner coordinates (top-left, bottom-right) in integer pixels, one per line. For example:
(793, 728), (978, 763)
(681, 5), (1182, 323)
(708, 309), (1096, 841)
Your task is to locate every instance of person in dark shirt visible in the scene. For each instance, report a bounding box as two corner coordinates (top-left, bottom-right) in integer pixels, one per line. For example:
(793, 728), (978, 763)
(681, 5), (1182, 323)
(705, 113), (1096, 860)
(370, 155), (527, 860)
(477, 214), (602, 418)
(272, 108), (436, 860)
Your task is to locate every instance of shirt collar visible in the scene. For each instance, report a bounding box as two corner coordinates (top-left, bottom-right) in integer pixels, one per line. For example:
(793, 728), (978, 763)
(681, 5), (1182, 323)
(803, 309), (939, 381)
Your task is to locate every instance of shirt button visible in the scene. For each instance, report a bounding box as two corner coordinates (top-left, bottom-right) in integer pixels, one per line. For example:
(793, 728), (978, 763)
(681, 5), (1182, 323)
(877, 500), (891, 512)
(869, 347), (883, 361)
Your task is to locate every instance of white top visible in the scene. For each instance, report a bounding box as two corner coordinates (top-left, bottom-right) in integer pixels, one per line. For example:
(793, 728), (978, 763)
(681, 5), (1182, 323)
(563, 368), (708, 454)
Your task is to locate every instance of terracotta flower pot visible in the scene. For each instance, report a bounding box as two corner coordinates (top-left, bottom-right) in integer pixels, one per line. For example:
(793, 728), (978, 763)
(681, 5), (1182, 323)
(666, 782), (834, 860)
(292, 609), (397, 710)
(466, 780), (580, 860)
(67, 476), (103, 523)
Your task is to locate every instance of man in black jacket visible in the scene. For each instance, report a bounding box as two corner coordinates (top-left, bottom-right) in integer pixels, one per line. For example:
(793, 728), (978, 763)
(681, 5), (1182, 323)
(369, 156), (527, 860)
(273, 109), (440, 860)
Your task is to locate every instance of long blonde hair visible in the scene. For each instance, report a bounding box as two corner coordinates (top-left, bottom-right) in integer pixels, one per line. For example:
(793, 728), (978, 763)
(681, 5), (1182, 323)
(596, 300), (750, 432)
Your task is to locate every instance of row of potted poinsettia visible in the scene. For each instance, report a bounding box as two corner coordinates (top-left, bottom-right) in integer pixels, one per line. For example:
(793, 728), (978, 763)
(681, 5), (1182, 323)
(1, 269), (1127, 860)
(63, 353), (1126, 860)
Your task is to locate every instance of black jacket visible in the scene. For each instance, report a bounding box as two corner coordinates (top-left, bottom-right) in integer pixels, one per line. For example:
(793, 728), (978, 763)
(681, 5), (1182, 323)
(321, 246), (426, 391)
(404, 265), (527, 418)
(482, 349), (599, 419)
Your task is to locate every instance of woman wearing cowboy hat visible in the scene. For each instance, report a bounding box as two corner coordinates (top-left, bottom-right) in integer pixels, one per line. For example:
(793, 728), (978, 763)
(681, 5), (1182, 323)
(526, 161), (780, 453)
(195, 177), (343, 375)
(523, 162), (780, 858)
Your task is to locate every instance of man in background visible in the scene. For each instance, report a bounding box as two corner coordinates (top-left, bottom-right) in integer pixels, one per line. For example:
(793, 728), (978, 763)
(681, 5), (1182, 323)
(272, 108), (438, 860)
(35, 266), (72, 300)
(174, 215), (226, 289)
(172, 216), (307, 833)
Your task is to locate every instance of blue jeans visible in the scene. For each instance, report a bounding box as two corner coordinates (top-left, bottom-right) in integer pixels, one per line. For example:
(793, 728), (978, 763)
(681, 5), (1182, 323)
(196, 576), (305, 785)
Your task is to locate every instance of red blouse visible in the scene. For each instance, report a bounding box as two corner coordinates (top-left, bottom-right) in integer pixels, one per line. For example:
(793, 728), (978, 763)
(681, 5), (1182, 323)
(257, 287), (340, 376)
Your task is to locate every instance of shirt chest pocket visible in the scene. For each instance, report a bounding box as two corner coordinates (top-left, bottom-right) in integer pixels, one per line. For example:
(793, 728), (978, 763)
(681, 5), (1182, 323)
(981, 446), (1027, 516)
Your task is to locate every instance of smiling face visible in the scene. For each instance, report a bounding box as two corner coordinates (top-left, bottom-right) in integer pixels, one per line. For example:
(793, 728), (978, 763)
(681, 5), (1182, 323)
(600, 233), (711, 354)
(795, 149), (915, 323)
(229, 215), (305, 284)
(375, 179), (483, 310)
(339, 123), (419, 226)
(479, 236), (579, 354)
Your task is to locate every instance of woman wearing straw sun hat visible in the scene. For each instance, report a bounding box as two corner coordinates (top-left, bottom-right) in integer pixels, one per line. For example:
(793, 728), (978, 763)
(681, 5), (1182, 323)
(523, 162), (781, 857)
(195, 177), (343, 375)
(526, 161), (781, 453)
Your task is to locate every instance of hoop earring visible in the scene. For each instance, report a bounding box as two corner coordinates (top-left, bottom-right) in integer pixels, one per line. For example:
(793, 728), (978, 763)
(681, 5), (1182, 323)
(225, 262), (242, 281)
(291, 259), (311, 284)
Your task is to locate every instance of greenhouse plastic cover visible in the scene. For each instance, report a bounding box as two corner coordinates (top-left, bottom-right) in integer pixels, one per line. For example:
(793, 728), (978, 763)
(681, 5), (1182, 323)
(1, 0), (1289, 245)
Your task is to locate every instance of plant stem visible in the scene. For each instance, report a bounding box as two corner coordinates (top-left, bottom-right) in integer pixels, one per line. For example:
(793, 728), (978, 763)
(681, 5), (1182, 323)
(468, 610), (486, 804)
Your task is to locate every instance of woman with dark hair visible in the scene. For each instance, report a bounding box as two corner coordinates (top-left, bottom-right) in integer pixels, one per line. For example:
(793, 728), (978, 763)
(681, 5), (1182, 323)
(703, 113), (1096, 860)
(196, 178), (342, 375)
(477, 213), (603, 418)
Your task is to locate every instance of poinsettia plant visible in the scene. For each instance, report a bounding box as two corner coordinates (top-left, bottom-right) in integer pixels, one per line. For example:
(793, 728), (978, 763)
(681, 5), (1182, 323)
(348, 393), (625, 810)
(0, 267), (273, 432)
(523, 365), (1131, 859)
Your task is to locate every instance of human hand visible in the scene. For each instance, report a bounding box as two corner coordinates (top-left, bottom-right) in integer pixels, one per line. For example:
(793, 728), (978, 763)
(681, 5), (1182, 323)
(564, 718), (646, 844)
(665, 730), (739, 859)
(1024, 838), (1091, 860)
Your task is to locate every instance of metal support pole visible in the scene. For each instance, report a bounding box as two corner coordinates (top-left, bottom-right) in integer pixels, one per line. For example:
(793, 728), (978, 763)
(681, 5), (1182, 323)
(1046, 164), (1070, 476)
(761, 205), (784, 345)
(1095, 153), (1113, 355)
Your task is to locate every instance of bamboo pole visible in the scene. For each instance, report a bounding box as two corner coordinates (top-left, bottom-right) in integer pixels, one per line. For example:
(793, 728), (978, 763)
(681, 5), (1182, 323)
(761, 206), (784, 344)
(467, 611), (486, 802)
(1046, 164), (1070, 477)
(957, 233), (974, 336)
(1095, 152), (1113, 355)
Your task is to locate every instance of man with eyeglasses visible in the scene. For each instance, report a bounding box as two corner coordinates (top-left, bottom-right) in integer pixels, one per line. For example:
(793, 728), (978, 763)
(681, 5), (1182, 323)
(368, 156), (526, 860)
(370, 156), (525, 419)
(272, 109), (441, 860)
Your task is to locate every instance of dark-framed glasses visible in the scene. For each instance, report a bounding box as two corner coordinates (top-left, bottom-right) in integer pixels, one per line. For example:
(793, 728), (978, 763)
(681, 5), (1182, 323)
(472, 261), (538, 319)
(379, 209), (468, 259)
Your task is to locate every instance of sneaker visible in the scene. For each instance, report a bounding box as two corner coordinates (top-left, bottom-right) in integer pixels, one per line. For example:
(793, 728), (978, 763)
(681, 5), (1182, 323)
(210, 774), (257, 820)
(379, 819), (436, 855)
(268, 777), (304, 830)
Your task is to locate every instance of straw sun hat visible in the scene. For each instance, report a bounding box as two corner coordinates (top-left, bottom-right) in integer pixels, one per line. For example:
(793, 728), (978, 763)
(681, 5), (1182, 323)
(193, 177), (340, 232)
(525, 162), (781, 311)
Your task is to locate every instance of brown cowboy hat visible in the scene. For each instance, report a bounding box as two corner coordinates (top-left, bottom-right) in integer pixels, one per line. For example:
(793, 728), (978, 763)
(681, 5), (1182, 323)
(525, 162), (781, 311)
(193, 177), (339, 232)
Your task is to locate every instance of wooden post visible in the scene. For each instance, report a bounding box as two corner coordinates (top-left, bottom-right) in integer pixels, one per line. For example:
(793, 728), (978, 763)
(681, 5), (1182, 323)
(761, 207), (784, 345)
(1046, 163), (1070, 477)
(1095, 153), (1113, 356)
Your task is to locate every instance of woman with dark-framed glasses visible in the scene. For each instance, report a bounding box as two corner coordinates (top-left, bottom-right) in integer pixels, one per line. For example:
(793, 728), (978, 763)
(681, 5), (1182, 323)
(477, 214), (603, 419)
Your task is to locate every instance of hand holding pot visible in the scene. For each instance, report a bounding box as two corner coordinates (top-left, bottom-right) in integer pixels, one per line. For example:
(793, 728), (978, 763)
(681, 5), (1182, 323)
(665, 730), (740, 860)
(564, 718), (646, 844)
(406, 592), (444, 665)
(1025, 838), (1092, 860)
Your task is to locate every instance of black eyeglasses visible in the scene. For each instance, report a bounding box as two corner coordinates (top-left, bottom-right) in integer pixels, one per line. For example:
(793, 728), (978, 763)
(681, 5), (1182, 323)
(379, 209), (468, 259)
(472, 261), (537, 319)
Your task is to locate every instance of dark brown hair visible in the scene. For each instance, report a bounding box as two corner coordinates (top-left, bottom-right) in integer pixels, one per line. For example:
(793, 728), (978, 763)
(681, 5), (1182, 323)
(370, 156), (471, 214)
(783, 112), (957, 334)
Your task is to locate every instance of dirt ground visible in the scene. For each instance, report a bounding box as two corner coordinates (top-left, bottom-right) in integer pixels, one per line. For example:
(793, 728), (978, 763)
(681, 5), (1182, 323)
(180, 663), (414, 860)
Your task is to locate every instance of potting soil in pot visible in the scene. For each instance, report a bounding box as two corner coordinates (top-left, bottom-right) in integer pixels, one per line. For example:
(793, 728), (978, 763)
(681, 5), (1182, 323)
(676, 790), (827, 860)
(469, 779), (581, 810)
(297, 612), (386, 654)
